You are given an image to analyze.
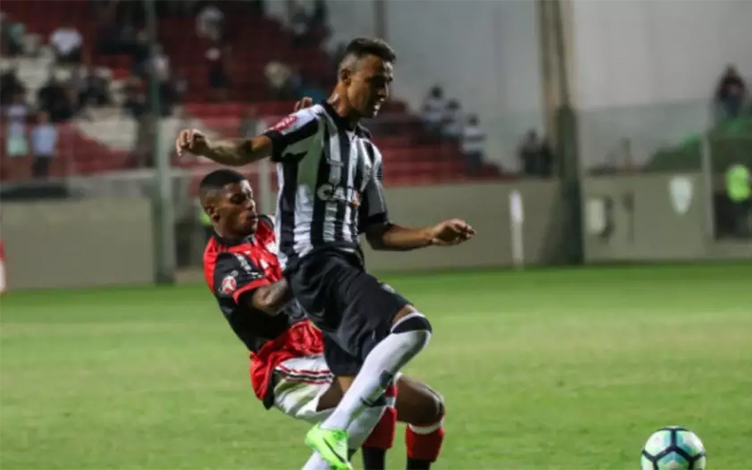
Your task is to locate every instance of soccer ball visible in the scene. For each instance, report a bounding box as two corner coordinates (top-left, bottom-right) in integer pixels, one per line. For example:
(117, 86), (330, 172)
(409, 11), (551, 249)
(641, 426), (706, 470)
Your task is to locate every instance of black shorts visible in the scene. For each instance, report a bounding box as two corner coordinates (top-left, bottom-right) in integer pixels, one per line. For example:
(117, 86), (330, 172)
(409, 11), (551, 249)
(284, 247), (411, 375)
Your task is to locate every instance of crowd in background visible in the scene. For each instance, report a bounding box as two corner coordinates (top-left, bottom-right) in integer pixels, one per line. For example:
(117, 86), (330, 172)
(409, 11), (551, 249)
(1, 0), (750, 191)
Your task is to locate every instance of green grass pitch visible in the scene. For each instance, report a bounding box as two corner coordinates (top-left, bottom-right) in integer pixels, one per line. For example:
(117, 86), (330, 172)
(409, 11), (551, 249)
(2, 264), (751, 469)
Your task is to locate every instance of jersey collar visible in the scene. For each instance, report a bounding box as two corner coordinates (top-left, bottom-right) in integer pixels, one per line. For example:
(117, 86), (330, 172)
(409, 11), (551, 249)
(212, 232), (254, 247)
(321, 100), (369, 136)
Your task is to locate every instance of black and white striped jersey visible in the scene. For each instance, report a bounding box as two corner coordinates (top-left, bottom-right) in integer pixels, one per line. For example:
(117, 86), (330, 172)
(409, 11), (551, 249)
(262, 101), (389, 270)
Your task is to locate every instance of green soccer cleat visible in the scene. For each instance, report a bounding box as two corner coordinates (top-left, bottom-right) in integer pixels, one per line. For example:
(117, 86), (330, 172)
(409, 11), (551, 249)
(305, 423), (352, 470)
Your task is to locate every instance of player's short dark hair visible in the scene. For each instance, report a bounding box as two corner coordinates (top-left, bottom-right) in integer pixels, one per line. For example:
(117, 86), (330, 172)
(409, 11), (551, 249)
(199, 169), (246, 201)
(341, 37), (396, 68)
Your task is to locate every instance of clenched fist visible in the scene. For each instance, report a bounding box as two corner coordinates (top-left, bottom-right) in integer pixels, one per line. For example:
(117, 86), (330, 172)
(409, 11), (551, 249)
(429, 219), (476, 246)
(175, 129), (211, 157)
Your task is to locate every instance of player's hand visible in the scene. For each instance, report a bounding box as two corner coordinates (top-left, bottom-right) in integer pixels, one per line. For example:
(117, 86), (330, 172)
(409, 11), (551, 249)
(429, 219), (475, 246)
(294, 97), (314, 111)
(175, 129), (211, 157)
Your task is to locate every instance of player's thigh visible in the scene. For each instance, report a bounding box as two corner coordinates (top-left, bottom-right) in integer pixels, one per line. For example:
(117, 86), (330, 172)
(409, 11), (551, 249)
(314, 335), (360, 409)
(338, 273), (414, 360)
(272, 355), (336, 423)
(284, 251), (357, 331)
(394, 374), (444, 426)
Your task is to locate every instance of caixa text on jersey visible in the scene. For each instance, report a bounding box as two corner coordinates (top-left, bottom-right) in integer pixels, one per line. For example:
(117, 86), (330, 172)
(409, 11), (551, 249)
(316, 184), (362, 207)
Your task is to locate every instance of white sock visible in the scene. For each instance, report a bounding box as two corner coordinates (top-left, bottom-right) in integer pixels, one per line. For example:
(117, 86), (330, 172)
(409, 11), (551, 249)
(347, 404), (386, 448)
(302, 453), (329, 470)
(321, 313), (431, 431)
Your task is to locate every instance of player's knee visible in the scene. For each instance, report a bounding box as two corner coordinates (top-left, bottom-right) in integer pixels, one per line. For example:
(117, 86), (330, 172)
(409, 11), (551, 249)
(435, 395), (445, 422)
(413, 390), (445, 426)
(391, 312), (432, 350)
(427, 390), (445, 424)
(391, 312), (432, 335)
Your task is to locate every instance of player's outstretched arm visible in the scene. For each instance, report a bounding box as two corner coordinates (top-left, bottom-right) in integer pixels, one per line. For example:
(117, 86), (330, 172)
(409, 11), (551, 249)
(240, 280), (293, 316)
(175, 129), (273, 167)
(365, 219), (475, 251)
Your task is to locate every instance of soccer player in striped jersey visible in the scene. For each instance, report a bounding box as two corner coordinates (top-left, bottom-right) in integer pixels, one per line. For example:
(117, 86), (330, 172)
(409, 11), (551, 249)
(199, 169), (445, 470)
(176, 37), (474, 470)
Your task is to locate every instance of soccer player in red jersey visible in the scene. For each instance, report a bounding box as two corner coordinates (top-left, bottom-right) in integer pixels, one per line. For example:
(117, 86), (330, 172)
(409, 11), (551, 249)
(200, 169), (445, 470)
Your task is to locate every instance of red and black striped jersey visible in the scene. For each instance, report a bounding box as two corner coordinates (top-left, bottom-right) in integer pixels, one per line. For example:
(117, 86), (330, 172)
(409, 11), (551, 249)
(202, 216), (304, 353)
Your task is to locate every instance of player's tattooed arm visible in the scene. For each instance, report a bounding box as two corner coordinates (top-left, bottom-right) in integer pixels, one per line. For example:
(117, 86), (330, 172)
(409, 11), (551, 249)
(241, 279), (294, 316)
(175, 129), (273, 166)
(366, 219), (476, 251)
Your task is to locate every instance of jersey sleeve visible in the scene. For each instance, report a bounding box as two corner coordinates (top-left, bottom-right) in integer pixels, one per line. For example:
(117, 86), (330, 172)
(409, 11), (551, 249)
(358, 150), (390, 233)
(212, 252), (271, 305)
(262, 109), (320, 163)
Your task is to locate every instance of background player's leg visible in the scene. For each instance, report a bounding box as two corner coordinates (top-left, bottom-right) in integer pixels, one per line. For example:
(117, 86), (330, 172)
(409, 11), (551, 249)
(360, 382), (397, 470)
(394, 375), (446, 470)
(320, 307), (432, 433)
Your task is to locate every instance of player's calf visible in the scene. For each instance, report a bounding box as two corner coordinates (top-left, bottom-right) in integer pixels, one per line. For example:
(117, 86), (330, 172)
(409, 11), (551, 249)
(396, 375), (445, 470)
(361, 375), (446, 470)
(360, 384), (397, 470)
(405, 410), (445, 470)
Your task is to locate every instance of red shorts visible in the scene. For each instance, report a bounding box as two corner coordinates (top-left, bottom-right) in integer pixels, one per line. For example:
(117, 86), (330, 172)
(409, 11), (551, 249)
(249, 320), (325, 403)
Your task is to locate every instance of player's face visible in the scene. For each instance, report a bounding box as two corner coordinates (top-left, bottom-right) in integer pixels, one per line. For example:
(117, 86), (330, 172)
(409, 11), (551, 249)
(217, 180), (258, 237)
(347, 55), (393, 118)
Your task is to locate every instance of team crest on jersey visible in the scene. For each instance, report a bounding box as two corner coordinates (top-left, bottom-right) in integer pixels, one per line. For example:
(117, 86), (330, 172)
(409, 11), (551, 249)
(221, 275), (237, 295)
(268, 115), (298, 132)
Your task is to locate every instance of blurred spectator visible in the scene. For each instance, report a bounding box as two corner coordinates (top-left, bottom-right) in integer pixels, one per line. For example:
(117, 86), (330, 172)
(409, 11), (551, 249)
(206, 41), (231, 102)
(311, 0), (328, 31)
(147, 44), (174, 115)
(239, 107), (260, 138)
(461, 115), (486, 176)
(94, 2), (118, 54)
(50, 23), (83, 64)
(264, 60), (299, 100)
(72, 66), (113, 111)
(518, 130), (552, 177)
(30, 112), (58, 179)
(442, 100), (463, 140)
(4, 93), (29, 157)
(715, 65), (747, 121)
(1, 12), (26, 57)
(307, 0), (330, 47)
(285, 0), (329, 48)
(421, 86), (448, 136)
(196, 3), (224, 42)
(171, 68), (189, 105)
(0, 68), (26, 105)
(37, 74), (75, 123)
(123, 75), (147, 119)
(150, 44), (170, 83)
(289, 2), (309, 46)
(131, 28), (152, 77)
(725, 162), (751, 238)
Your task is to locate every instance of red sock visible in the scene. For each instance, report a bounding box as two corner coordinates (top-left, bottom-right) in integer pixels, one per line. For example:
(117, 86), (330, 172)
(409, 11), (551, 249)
(406, 419), (445, 462)
(362, 384), (397, 450)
